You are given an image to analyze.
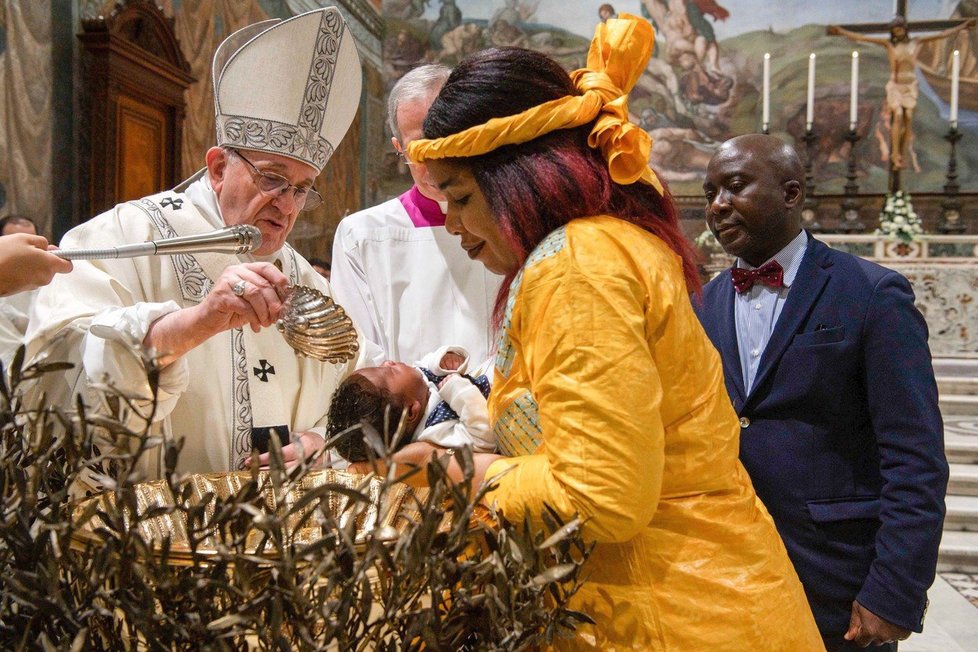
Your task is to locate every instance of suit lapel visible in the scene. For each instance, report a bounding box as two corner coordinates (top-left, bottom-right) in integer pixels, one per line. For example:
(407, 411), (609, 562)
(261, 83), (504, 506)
(712, 270), (747, 406)
(746, 238), (832, 405)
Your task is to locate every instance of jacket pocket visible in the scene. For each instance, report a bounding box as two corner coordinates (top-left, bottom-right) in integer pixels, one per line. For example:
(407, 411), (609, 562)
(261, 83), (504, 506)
(806, 496), (880, 523)
(792, 325), (846, 347)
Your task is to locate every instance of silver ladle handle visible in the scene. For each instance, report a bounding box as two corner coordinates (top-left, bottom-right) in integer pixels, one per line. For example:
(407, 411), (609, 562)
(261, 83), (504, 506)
(50, 224), (356, 363)
(53, 225), (263, 260)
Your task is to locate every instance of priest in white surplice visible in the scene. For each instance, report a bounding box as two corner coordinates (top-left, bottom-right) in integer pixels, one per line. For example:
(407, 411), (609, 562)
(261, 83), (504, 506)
(26, 9), (363, 478)
(331, 65), (502, 366)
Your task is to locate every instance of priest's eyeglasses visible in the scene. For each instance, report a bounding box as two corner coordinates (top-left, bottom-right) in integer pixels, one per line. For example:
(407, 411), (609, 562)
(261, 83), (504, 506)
(232, 149), (324, 212)
(395, 148), (418, 166)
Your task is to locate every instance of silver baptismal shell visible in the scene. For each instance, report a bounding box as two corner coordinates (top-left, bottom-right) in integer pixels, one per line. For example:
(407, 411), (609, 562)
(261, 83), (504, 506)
(277, 285), (358, 363)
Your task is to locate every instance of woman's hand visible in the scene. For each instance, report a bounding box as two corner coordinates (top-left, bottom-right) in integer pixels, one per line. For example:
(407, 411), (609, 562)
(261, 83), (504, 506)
(0, 234), (72, 296)
(350, 441), (502, 489)
(252, 431), (327, 470)
(347, 441), (437, 484)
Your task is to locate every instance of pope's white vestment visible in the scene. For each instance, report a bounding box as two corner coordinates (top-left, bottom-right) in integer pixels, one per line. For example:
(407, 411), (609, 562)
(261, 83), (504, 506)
(0, 289), (34, 368)
(26, 177), (357, 477)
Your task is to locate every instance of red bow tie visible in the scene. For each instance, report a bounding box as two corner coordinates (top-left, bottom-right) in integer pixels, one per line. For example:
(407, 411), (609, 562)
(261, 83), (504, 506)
(731, 260), (785, 294)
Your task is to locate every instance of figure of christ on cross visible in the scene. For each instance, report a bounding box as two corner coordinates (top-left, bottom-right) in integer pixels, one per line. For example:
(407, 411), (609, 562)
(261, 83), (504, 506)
(828, 0), (974, 191)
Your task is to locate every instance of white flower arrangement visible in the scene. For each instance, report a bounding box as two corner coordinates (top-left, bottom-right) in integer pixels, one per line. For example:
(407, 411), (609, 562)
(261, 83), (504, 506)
(694, 228), (721, 252)
(876, 191), (924, 243)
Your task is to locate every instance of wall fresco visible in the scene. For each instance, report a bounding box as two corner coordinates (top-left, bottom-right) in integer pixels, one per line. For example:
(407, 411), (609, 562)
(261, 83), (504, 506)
(380, 0), (978, 197)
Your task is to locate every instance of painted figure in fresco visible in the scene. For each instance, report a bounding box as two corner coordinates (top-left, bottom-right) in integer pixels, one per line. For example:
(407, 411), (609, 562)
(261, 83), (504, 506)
(685, 0), (728, 72)
(488, 18), (529, 48)
(487, 0), (537, 48)
(643, 0), (727, 73)
(641, 0), (733, 120)
(439, 22), (485, 61)
(828, 16), (975, 171)
(385, 0), (431, 20)
(637, 0), (734, 182)
(677, 50), (732, 105)
(598, 4), (617, 23)
(649, 126), (717, 181)
(641, 56), (685, 114)
(384, 29), (427, 85)
(489, 0), (523, 29)
(430, 0), (462, 50)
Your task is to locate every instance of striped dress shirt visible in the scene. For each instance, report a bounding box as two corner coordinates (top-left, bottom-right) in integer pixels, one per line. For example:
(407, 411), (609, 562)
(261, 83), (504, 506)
(735, 229), (808, 393)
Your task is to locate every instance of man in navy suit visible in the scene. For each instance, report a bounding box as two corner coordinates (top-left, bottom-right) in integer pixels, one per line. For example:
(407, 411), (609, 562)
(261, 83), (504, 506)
(694, 134), (947, 651)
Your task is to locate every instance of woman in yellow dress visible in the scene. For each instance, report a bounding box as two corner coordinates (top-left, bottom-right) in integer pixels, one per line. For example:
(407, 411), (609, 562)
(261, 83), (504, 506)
(398, 14), (823, 650)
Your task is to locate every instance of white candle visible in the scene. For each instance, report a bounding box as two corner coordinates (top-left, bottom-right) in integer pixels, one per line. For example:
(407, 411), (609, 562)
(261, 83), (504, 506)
(950, 49), (960, 127)
(806, 53), (816, 130)
(850, 51), (859, 130)
(762, 53), (771, 131)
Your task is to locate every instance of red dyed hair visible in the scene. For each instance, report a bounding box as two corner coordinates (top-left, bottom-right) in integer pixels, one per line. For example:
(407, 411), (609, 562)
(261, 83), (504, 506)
(423, 47), (701, 325)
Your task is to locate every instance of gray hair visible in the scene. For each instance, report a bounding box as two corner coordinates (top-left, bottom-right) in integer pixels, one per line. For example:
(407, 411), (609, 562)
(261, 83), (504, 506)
(387, 64), (451, 142)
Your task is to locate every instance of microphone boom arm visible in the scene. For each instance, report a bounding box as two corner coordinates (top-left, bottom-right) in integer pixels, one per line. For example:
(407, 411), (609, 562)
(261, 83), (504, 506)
(53, 225), (263, 260)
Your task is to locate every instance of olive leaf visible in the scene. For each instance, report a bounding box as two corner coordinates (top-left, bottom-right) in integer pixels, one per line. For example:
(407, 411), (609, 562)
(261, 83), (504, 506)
(0, 347), (592, 650)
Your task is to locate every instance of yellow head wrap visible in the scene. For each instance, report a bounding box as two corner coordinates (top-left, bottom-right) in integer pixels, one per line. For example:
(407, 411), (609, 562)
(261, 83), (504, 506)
(406, 14), (663, 195)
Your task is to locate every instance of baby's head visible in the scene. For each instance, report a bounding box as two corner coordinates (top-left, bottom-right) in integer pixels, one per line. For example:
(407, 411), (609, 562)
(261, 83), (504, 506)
(326, 362), (429, 462)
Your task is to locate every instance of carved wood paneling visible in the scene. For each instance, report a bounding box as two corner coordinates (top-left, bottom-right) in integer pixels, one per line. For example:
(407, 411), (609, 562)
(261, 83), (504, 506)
(115, 94), (167, 202)
(78, 0), (193, 220)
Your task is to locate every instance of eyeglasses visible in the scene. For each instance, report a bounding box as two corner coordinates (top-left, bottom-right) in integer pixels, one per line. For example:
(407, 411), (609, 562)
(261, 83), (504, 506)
(232, 149), (323, 212)
(395, 148), (419, 166)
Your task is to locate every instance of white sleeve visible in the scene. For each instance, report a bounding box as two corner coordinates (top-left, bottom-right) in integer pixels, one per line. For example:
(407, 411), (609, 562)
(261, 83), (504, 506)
(330, 220), (387, 359)
(83, 301), (189, 420)
(355, 336), (386, 368)
(416, 374), (495, 452)
(25, 206), (195, 432)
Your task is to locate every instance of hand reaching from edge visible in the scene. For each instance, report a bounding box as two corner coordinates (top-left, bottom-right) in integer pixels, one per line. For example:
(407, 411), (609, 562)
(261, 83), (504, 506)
(0, 233), (72, 297)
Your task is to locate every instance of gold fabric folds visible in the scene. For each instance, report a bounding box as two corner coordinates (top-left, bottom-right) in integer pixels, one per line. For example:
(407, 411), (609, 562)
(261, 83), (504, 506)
(406, 14), (664, 195)
(483, 218), (823, 649)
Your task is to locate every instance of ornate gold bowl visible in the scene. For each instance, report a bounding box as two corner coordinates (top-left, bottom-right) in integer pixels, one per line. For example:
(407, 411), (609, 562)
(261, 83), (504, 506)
(70, 469), (419, 566)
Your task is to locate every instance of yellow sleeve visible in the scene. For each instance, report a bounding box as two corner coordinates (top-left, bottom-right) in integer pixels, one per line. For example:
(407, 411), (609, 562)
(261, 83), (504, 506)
(484, 258), (666, 544)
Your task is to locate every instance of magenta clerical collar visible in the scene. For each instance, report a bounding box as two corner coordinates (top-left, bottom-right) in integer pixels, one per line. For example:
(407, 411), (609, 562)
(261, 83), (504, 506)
(399, 185), (446, 227)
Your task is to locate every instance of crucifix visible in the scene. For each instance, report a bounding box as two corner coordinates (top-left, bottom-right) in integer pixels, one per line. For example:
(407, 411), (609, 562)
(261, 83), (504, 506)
(827, 0), (975, 192)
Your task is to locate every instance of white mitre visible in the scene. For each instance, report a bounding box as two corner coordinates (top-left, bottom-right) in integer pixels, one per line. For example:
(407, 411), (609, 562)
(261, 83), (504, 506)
(212, 7), (362, 174)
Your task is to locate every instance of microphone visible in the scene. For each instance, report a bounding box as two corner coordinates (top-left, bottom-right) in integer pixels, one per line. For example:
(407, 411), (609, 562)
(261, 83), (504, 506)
(54, 225), (263, 260)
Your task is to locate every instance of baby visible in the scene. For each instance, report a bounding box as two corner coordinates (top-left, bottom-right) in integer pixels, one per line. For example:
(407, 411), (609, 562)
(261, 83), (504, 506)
(326, 345), (495, 463)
